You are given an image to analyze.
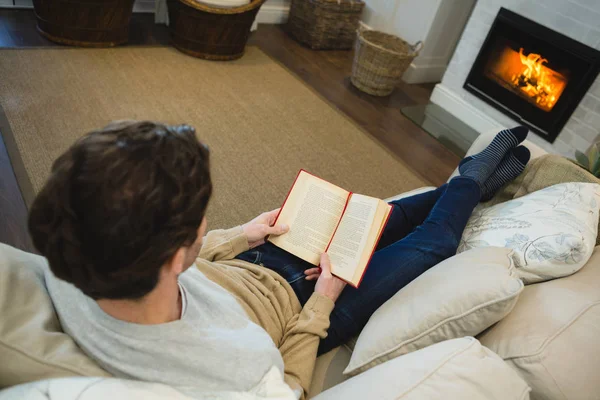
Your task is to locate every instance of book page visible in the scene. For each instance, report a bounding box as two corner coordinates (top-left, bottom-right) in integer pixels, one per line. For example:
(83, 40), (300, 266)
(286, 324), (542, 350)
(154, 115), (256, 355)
(327, 194), (380, 283)
(350, 200), (391, 286)
(269, 171), (349, 265)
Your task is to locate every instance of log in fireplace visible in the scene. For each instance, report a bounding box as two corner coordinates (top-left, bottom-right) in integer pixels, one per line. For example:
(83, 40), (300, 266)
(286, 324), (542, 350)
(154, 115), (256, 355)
(464, 8), (600, 143)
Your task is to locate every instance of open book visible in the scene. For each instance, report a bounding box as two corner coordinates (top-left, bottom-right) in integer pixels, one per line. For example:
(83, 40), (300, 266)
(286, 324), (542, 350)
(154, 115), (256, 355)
(268, 170), (392, 288)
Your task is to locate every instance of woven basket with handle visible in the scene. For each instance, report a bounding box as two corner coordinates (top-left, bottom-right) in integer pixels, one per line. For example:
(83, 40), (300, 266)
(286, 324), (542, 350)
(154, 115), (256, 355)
(286, 0), (365, 50)
(351, 29), (423, 96)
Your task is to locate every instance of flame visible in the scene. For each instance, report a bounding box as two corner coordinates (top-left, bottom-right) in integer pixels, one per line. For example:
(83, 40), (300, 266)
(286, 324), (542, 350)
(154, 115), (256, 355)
(486, 47), (568, 112)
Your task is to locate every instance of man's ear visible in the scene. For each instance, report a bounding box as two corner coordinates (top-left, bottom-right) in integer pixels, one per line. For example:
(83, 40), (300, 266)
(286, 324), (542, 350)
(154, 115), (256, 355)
(166, 247), (187, 275)
(199, 217), (208, 239)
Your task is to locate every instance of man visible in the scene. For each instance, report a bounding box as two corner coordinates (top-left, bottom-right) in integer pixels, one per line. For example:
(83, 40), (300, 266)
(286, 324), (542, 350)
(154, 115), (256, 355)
(29, 121), (530, 399)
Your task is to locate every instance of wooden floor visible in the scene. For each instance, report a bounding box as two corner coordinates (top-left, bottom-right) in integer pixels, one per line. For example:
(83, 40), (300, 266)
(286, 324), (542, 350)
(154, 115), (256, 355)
(0, 9), (459, 252)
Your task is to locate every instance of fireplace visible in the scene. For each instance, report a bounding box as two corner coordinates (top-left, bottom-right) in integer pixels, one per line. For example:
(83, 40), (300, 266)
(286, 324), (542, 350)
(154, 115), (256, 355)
(464, 8), (600, 143)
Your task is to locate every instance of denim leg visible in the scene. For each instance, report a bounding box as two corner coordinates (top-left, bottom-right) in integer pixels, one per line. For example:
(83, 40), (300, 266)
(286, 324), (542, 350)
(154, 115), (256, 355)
(377, 184), (448, 251)
(236, 242), (316, 305)
(318, 177), (480, 355)
(234, 183), (446, 309)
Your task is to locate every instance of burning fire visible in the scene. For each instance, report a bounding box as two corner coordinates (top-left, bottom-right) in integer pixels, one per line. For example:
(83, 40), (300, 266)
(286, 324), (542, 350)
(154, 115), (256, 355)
(487, 47), (568, 112)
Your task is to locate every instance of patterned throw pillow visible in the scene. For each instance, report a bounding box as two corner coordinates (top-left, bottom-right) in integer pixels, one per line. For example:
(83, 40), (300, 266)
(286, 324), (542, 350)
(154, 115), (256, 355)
(458, 182), (600, 284)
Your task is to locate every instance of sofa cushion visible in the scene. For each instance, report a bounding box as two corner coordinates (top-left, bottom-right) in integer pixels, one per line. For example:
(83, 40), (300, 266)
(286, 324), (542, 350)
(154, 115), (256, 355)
(478, 245), (600, 400)
(0, 243), (109, 388)
(308, 346), (352, 398)
(458, 182), (599, 284)
(314, 338), (530, 400)
(0, 377), (193, 400)
(482, 154), (600, 246)
(344, 247), (523, 377)
(0, 367), (296, 400)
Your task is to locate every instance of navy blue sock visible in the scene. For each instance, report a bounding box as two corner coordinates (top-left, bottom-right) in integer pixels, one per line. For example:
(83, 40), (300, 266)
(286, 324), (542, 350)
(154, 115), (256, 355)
(481, 146), (531, 202)
(458, 126), (528, 187)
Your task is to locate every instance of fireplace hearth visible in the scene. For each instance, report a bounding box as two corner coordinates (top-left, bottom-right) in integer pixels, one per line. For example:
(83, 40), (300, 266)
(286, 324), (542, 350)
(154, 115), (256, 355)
(464, 8), (600, 143)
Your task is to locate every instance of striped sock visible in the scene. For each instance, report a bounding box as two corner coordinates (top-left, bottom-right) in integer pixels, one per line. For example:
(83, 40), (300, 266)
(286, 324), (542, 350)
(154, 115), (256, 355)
(458, 126), (529, 187)
(481, 146), (531, 202)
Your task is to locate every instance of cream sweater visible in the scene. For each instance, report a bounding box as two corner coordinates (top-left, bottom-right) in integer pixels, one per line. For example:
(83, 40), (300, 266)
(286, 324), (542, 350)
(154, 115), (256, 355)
(48, 226), (333, 400)
(196, 226), (335, 399)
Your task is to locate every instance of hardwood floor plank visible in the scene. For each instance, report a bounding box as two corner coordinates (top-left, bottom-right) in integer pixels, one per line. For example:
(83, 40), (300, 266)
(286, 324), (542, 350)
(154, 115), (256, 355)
(0, 131), (35, 252)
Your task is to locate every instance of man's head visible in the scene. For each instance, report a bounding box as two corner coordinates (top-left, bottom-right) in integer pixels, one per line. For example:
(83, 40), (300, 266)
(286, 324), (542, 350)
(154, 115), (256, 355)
(28, 121), (212, 300)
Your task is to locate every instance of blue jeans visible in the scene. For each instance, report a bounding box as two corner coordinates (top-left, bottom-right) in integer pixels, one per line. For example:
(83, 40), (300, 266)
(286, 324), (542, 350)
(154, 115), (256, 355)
(236, 177), (480, 355)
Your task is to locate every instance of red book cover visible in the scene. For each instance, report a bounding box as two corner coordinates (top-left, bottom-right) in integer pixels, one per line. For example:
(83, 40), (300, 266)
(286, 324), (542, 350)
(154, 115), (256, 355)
(271, 169), (391, 288)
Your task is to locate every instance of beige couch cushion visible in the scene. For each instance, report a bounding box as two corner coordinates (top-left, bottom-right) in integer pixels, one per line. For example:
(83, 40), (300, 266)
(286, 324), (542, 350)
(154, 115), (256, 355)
(483, 154), (600, 246)
(0, 370), (296, 400)
(0, 243), (109, 388)
(458, 182), (600, 284)
(308, 346), (351, 398)
(0, 377), (193, 400)
(314, 337), (531, 400)
(478, 245), (600, 400)
(344, 247), (523, 376)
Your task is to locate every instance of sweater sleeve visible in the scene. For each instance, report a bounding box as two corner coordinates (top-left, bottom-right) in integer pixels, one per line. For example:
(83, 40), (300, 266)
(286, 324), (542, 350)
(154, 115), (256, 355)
(198, 226), (250, 262)
(279, 292), (335, 400)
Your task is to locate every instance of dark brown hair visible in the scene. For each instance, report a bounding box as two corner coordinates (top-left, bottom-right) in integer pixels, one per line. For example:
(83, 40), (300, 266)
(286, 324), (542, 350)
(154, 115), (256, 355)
(28, 121), (212, 300)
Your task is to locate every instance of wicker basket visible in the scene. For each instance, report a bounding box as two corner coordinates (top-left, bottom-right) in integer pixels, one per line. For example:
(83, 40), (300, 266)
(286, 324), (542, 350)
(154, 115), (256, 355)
(167, 0), (266, 61)
(286, 0), (365, 50)
(33, 0), (136, 47)
(351, 30), (423, 96)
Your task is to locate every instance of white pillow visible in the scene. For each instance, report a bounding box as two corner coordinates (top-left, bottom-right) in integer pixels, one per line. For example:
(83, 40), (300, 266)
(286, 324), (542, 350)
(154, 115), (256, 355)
(458, 182), (600, 284)
(344, 247), (523, 377)
(0, 367), (296, 400)
(316, 338), (531, 400)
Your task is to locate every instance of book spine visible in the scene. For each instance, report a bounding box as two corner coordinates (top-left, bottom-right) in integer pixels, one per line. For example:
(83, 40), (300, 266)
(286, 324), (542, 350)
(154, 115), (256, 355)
(324, 192), (352, 253)
(272, 169), (348, 226)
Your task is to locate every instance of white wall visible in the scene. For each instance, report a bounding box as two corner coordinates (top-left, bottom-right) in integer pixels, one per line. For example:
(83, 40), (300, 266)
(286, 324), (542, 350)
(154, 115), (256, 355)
(256, 0), (290, 24)
(0, 0), (33, 6)
(361, 0), (475, 83)
(430, 0), (600, 157)
(362, 0), (440, 44)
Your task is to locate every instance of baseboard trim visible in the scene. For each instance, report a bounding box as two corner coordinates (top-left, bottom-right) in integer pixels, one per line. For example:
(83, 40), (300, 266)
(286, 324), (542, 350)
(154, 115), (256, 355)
(402, 63), (447, 84)
(133, 1), (155, 13)
(256, 4), (289, 24)
(430, 83), (503, 133)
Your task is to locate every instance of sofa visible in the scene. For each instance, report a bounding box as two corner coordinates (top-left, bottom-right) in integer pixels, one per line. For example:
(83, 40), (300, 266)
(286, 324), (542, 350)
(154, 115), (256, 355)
(1, 130), (599, 400)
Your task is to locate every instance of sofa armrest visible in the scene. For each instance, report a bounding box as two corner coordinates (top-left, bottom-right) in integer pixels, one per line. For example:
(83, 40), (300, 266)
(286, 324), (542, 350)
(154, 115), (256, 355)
(384, 187), (437, 203)
(448, 129), (548, 181)
(312, 338), (530, 400)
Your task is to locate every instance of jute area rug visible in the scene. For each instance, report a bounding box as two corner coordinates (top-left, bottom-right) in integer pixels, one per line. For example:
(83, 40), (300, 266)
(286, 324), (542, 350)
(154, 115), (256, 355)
(0, 46), (427, 230)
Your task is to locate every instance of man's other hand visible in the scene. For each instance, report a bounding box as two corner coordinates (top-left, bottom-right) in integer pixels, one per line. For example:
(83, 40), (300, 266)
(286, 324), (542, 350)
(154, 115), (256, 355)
(242, 208), (289, 249)
(314, 253), (346, 303)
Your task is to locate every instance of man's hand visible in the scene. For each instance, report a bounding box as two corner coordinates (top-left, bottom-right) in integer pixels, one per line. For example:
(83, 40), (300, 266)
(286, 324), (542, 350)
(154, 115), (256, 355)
(242, 208), (289, 249)
(313, 253), (347, 303)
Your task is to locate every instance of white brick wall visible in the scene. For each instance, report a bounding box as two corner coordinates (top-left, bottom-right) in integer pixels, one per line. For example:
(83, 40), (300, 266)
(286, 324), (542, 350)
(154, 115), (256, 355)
(440, 0), (600, 157)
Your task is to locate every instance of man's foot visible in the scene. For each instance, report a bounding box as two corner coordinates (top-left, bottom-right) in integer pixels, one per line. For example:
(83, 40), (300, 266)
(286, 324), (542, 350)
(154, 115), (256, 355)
(458, 126), (529, 186)
(481, 146), (531, 202)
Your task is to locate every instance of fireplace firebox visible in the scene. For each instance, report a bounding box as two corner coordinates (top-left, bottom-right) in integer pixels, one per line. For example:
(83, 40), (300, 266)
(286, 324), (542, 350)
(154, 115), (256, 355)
(464, 8), (600, 143)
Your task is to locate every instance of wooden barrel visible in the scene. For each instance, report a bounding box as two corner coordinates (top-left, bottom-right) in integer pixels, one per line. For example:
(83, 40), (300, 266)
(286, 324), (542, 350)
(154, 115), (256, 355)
(33, 0), (136, 47)
(167, 0), (266, 61)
